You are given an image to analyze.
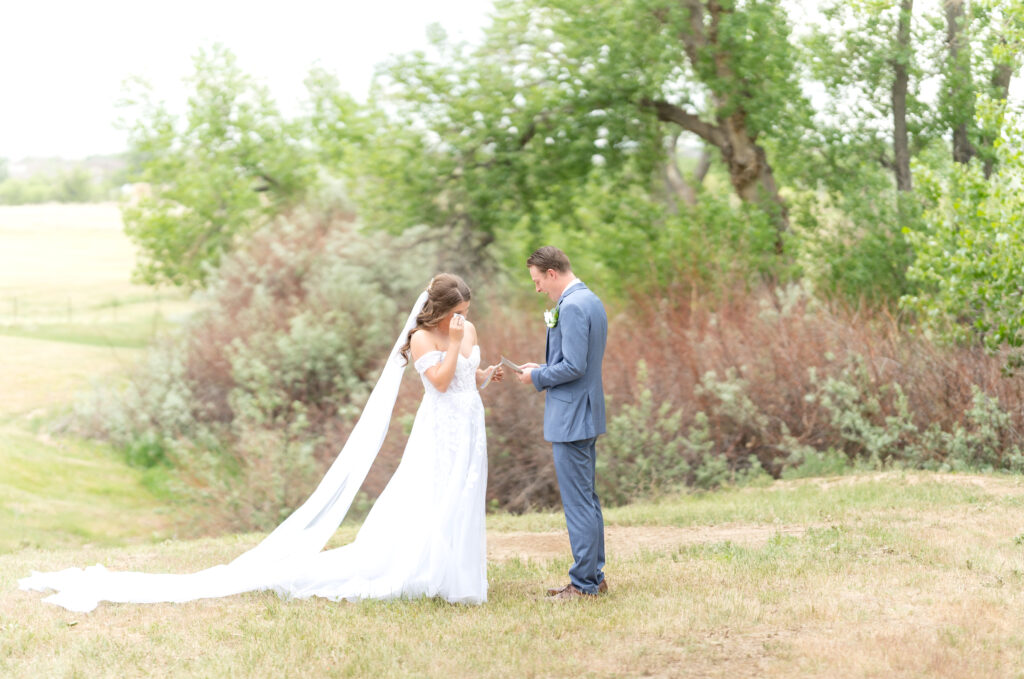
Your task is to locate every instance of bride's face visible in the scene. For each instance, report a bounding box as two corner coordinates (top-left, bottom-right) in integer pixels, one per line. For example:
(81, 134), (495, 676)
(440, 301), (471, 329)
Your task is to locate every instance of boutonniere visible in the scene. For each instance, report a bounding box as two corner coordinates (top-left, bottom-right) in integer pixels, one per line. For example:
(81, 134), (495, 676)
(544, 306), (559, 328)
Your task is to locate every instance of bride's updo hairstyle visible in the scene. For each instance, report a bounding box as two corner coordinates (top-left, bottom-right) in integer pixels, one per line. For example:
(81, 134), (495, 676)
(399, 273), (472, 364)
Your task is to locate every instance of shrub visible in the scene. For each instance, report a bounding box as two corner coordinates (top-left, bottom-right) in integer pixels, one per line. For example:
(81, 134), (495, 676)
(79, 239), (1024, 527)
(598, 361), (692, 505)
(77, 209), (456, 531)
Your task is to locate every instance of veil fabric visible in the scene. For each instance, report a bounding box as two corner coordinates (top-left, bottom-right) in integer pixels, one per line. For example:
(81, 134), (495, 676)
(19, 290), (430, 612)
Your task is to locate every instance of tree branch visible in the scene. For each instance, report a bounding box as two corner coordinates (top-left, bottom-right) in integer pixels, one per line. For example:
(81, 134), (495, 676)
(642, 98), (723, 147)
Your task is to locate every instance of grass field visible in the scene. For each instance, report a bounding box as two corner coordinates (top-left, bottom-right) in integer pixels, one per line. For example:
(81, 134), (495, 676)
(6, 473), (1024, 678)
(0, 203), (183, 549)
(0, 203), (191, 419)
(5, 205), (1024, 678)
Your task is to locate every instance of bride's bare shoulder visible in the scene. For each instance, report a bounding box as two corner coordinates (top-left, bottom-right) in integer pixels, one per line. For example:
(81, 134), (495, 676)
(409, 327), (437, 361)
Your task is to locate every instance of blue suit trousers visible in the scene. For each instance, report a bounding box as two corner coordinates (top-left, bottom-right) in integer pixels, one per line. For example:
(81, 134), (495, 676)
(553, 437), (605, 594)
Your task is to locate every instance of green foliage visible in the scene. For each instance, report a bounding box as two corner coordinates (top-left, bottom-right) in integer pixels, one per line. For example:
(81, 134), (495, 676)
(598, 361), (692, 505)
(788, 165), (923, 304)
(331, 0), (808, 296)
(902, 104), (1024, 366)
(805, 358), (918, 467)
(303, 67), (375, 171)
(917, 386), (1024, 473)
(806, 0), (933, 152)
(780, 448), (852, 480)
(119, 44), (318, 288)
(600, 362), (773, 505)
(501, 167), (784, 297)
(692, 451), (731, 491)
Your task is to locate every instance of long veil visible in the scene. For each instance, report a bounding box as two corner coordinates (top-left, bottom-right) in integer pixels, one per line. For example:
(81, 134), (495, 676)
(19, 290), (430, 612)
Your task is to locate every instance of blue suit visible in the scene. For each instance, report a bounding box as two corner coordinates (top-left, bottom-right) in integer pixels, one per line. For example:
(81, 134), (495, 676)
(531, 281), (607, 593)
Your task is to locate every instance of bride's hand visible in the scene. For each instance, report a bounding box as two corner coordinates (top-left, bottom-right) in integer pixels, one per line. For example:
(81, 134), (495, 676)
(449, 313), (466, 343)
(488, 364), (504, 382)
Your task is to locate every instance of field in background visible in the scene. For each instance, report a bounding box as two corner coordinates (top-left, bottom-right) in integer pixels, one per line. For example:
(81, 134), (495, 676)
(0, 203), (192, 417)
(0, 203), (184, 551)
(0, 204), (193, 330)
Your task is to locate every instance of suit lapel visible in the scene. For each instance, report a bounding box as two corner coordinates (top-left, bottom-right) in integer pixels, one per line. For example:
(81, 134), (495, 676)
(545, 282), (586, 364)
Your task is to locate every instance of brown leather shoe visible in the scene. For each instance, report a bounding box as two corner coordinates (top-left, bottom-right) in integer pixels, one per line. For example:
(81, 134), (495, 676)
(546, 579), (609, 597)
(546, 583), (573, 597)
(549, 584), (596, 600)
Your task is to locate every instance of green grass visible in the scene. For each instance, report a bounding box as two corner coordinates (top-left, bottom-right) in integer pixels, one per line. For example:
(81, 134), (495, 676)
(486, 472), (1015, 531)
(0, 318), (180, 349)
(0, 204), (192, 418)
(6, 472), (1024, 678)
(0, 203), (183, 551)
(0, 425), (175, 553)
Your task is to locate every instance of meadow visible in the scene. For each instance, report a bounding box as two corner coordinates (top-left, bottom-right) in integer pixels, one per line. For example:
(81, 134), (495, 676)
(3, 205), (1024, 678)
(7, 475), (1024, 678)
(0, 204), (186, 550)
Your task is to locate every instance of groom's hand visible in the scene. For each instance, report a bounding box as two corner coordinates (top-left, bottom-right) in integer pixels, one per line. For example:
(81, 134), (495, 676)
(516, 363), (539, 385)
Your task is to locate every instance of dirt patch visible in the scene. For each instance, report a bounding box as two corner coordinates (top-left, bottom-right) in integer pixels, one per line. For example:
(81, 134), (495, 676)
(487, 523), (809, 562)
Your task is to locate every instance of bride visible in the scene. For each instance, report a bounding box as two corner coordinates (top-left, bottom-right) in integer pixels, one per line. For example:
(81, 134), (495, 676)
(19, 273), (503, 611)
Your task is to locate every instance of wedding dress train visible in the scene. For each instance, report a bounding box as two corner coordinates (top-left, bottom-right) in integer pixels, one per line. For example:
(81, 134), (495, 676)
(19, 292), (489, 611)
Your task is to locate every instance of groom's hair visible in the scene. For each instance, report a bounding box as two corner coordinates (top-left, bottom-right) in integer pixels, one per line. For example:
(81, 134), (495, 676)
(527, 246), (571, 274)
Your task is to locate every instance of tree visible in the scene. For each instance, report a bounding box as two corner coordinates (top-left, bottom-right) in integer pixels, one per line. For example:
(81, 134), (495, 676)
(808, 0), (931, 194)
(902, 103), (1024, 368)
(635, 0), (807, 234)
(942, 0), (974, 165)
(515, 0), (809, 241)
(119, 44), (317, 288)
(940, 0), (1024, 177)
(893, 0), (915, 192)
(353, 1), (809, 257)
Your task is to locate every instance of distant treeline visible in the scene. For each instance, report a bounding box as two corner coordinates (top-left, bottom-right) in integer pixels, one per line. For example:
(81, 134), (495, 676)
(0, 155), (128, 205)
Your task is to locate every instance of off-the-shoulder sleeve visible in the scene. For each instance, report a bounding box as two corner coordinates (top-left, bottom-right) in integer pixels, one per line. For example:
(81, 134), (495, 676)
(413, 350), (444, 375)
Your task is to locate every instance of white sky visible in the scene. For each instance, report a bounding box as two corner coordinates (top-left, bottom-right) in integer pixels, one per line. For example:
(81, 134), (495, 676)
(0, 0), (494, 160)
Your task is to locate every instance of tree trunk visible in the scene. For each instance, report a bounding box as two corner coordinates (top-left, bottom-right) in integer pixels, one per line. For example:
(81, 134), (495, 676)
(643, 0), (789, 252)
(982, 59), (1014, 178)
(647, 100), (789, 252)
(892, 0), (914, 192)
(945, 0), (974, 165)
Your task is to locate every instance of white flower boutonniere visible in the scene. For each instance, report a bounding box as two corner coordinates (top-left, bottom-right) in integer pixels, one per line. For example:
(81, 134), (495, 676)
(544, 306), (559, 328)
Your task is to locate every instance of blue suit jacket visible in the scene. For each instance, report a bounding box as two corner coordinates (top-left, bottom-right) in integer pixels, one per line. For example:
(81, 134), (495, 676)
(530, 281), (608, 443)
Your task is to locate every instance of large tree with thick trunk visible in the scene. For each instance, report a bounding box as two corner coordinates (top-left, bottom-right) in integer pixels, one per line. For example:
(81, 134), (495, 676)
(358, 0), (808, 254)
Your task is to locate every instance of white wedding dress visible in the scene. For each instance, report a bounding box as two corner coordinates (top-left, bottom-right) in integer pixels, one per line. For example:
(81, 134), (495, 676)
(19, 292), (489, 611)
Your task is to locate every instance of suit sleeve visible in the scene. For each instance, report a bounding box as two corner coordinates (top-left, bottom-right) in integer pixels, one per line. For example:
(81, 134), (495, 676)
(531, 302), (589, 391)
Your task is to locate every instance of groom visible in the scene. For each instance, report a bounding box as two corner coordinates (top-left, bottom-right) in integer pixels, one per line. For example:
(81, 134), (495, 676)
(517, 246), (608, 599)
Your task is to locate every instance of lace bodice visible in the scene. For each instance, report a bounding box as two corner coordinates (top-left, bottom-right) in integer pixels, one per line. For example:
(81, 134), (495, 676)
(413, 345), (481, 395)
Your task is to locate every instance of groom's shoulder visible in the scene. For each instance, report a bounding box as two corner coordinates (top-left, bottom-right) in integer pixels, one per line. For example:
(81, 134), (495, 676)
(577, 285), (603, 306)
(565, 287), (604, 315)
